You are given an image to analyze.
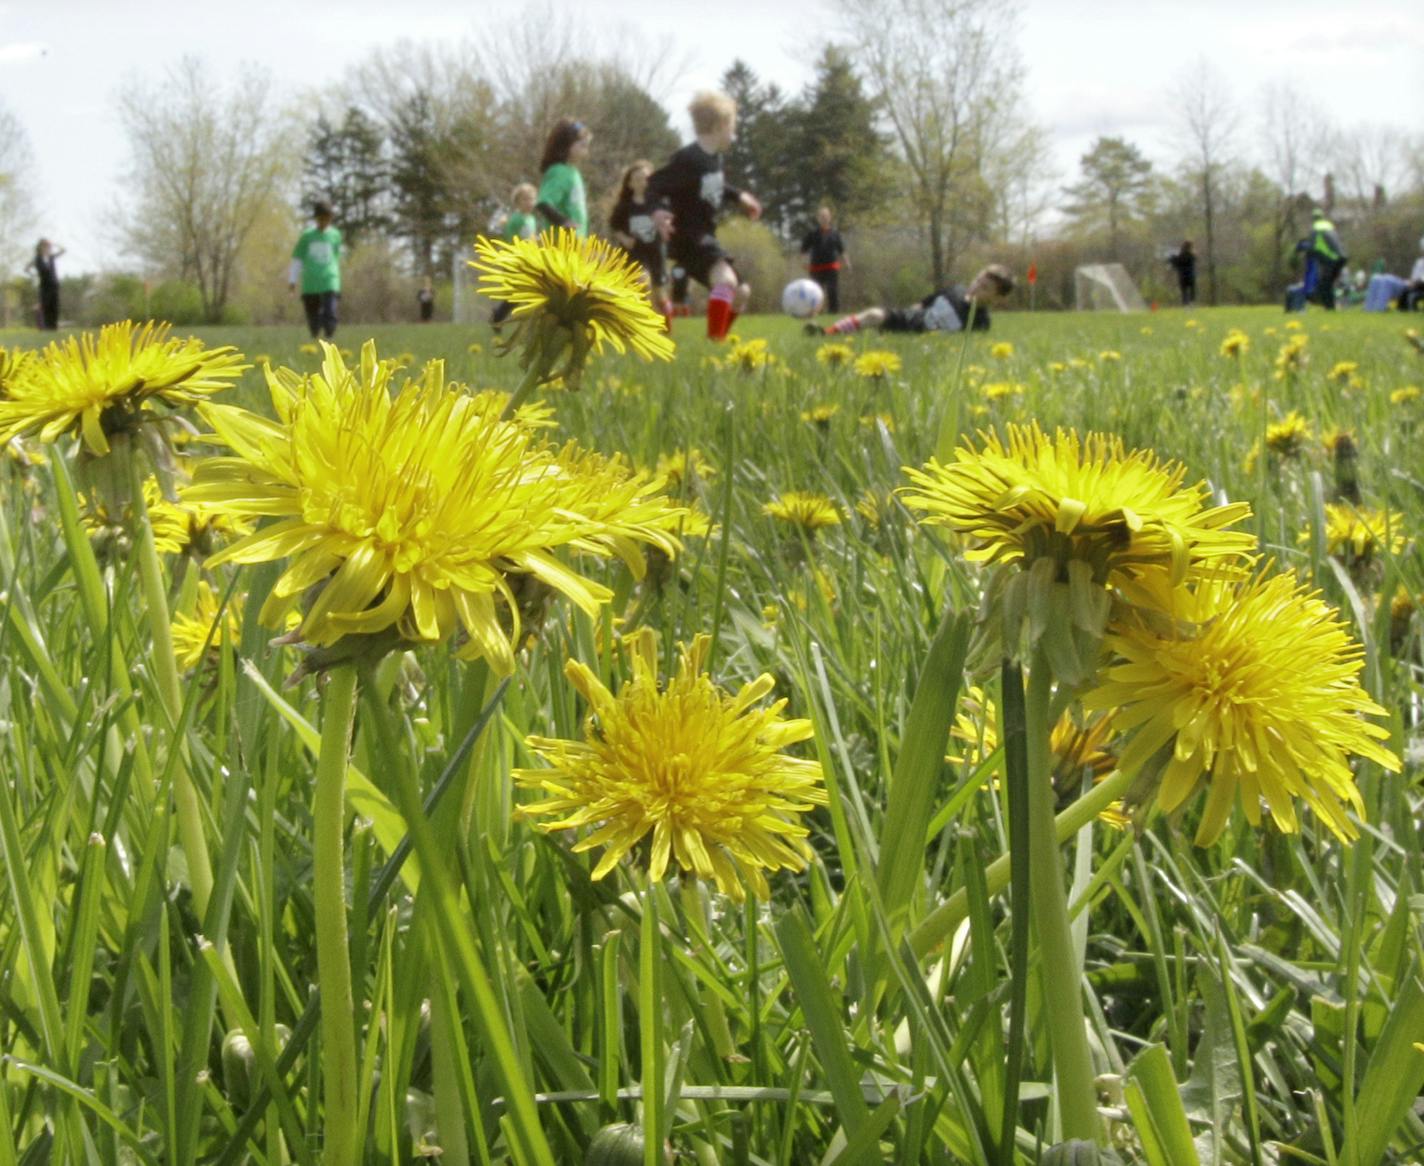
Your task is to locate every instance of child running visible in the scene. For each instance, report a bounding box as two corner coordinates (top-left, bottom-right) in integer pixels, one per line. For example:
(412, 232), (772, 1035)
(609, 159), (670, 327)
(647, 91), (762, 341)
(535, 118), (591, 236)
(289, 200), (343, 340)
(491, 183), (539, 328)
(811, 265), (1015, 336)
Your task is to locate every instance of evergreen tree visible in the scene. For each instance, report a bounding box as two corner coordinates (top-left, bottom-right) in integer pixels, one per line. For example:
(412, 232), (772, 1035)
(302, 106), (391, 248)
(1061, 136), (1155, 259)
(792, 47), (890, 228)
(388, 90), (454, 276)
(719, 60), (801, 238)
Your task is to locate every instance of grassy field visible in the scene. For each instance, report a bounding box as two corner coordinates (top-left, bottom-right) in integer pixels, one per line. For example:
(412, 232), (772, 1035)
(0, 304), (1420, 1164)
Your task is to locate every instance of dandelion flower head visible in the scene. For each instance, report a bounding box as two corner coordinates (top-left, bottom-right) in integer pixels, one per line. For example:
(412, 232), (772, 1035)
(763, 491), (843, 532)
(516, 629), (827, 899)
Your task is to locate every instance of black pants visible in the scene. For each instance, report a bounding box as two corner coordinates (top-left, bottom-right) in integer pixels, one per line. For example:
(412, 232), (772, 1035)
(301, 291), (340, 338)
(812, 269), (840, 313)
(490, 300), (514, 327)
(39, 285), (59, 330)
(1178, 277), (1195, 306)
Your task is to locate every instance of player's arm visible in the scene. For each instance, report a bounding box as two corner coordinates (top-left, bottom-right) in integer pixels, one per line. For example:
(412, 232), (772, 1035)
(535, 201), (573, 229)
(288, 239), (304, 293)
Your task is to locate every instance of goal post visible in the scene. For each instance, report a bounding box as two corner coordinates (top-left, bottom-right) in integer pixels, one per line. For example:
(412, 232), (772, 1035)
(1074, 263), (1148, 312)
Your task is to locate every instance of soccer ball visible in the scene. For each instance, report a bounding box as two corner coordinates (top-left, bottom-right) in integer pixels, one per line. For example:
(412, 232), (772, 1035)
(781, 278), (825, 319)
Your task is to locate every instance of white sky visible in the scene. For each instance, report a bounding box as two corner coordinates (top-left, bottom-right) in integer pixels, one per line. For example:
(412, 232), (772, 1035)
(2, 0), (1421, 274)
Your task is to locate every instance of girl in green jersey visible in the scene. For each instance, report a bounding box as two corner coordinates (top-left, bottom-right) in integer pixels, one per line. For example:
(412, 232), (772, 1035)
(535, 118), (591, 236)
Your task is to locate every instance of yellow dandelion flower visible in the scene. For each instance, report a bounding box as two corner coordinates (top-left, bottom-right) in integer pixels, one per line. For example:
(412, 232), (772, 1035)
(1266, 410), (1313, 458)
(725, 337), (773, 373)
(1220, 330), (1249, 358)
(1098, 350), (1122, 363)
(990, 341), (1014, 360)
(5, 436), (47, 468)
(655, 448), (715, 490)
(171, 580), (242, 672)
(467, 342), (484, 356)
(859, 412), (896, 433)
(1068, 357), (1091, 370)
(470, 227), (673, 386)
(1390, 385), (1419, 406)
(1184, 319), (1200, 330)
(299, 343), (320, 355)
(1263, 327), (1278, 337)
(0, 322), (246, 456)
(801, 403), (839, 425)
(855, 488), (893, 528)
(515, 629), (827, 899)
(1308, 503), (1407, 563)
(1047, 361), (1067, 375)
(1328, 360), (1358, 383)
(1320, 426), (1355, 457)
(854, 351), (901, 379)
(1285, 320), (1303, 331)
(184, 342), (685, 674)
(816, 342), (855, 368)
(900, 422), (1255, 587)
(1085, 569), (1399, 845)
(982, 381), (1023, 401)
(763, 491), (843, 531)
(1140, 326), (1154, 336)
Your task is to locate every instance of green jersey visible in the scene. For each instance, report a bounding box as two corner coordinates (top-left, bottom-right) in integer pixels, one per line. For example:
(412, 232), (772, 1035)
(292, 226), (342, 294)
(503, 210), (538, 242)
(537, 163), (588, 236)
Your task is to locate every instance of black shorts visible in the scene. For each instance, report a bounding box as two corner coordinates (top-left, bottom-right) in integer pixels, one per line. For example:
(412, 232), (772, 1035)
(668, 233), (735, 288)
(881, 306), (927, 333)
(629, 244), (666, 287)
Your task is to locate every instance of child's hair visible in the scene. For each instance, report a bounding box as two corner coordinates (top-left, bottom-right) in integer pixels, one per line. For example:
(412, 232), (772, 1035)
(615, 160), (653, 205)
(540, 118), (588, 173)
(689, 91), (737, 136)
(978, 264), (1016, 296)
(312, 199), (333, 219)
(511, 182), (536, 204)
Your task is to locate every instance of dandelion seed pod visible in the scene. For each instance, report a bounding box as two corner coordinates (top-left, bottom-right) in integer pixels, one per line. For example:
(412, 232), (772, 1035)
(1041, 1139), (1123, 1166)
(585, 1122), (668, 1166)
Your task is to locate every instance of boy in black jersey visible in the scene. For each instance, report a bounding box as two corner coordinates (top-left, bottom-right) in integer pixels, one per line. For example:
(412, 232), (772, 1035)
(647, 90), (762, 341)
(609, 159), (670, 327)
(812, 265), (1015, 335)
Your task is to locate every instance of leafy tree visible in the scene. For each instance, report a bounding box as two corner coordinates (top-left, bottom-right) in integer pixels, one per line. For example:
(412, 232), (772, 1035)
(388, 90), (459, 277)
(0, 102), (35, 275)
(719, 60), (802, 238)
(1171, 58), (1239, 305)
(302, 106), (391, 248)
(1061, 136), (1155, 259)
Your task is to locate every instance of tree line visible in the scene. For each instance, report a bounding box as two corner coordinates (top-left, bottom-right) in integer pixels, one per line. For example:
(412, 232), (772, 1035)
(6, 0), (1423, 325)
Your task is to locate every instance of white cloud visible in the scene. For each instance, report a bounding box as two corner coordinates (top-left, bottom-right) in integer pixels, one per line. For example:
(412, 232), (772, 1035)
(0, 42), (47, 62)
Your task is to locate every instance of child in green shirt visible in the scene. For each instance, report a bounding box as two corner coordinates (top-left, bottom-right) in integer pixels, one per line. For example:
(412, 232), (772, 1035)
(491, 183), (540, 328)
(535, 119), (590, 236)
(289, 200), (343, 339)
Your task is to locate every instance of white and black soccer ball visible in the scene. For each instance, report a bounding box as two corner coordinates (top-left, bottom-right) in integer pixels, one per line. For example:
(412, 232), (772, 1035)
(781, 278), (825, 319)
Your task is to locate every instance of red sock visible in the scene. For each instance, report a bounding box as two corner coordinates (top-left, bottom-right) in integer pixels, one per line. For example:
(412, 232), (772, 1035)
(707, 284), (735, 340)
(828, 315), (861, 335)
(660, 303), (673, 333)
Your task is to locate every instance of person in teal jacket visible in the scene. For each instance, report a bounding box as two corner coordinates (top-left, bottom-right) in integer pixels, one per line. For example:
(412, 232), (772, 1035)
(289, 200), (343, 338)
(534, 118), (590, 236)
(1300, 208), (1347, 310)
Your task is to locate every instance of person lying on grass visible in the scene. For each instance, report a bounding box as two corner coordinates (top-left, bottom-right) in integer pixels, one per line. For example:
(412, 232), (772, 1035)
(808, 264), (1015, 336)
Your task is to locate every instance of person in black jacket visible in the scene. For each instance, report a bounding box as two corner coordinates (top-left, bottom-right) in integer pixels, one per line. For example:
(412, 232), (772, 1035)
(27, 239), (64, 330)
(810, 265), (1015, 336)
(800, 206), (847, 312)
(1166, 240), (1195, 306)
(609, 159), (670, 326)
(646, 90), (762, 341)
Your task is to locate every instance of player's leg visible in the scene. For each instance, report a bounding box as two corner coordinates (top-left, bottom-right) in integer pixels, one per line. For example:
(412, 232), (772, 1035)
(816, 306), (884, 335)
(301, 293), (322, 338)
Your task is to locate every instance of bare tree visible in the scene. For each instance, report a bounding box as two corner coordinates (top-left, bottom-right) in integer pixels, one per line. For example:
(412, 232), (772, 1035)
(833, 0), (1030, 285)
(1170, 58), (1239, 305)
(117, 58), (298, 322)
(1259, 81), (1331, 288)
(0, 102), (36, 275)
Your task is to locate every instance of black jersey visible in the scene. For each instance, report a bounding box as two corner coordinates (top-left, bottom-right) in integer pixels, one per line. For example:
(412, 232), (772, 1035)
(801, 227), (845, 269)
(920, 286), (991, 332)
(646, 143), (743, 243)
(610, 196), (660, 249)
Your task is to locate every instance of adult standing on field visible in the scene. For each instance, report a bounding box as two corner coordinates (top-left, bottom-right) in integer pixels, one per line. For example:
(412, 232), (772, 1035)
(1166, 240), (1196, 306)
(535, 119), (591, 237)
(1300, 208), (1347, 311)
(800, 206), (847, 313)
(290, 200), (343, 339)
(27, 239), (64, 330)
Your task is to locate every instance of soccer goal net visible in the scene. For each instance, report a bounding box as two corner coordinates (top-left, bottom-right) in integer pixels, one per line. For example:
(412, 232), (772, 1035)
(1074, 263), (1147, 312)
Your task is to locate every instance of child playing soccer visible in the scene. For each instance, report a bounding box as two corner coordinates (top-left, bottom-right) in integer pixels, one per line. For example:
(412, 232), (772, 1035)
(646, 91), (762, 341)
(535, 119), (591, 236)
(812, 265), (1015, 336)
(289, 200), (343, 339)
(491, 183), (539, 327)
(609, 159), (670, 326)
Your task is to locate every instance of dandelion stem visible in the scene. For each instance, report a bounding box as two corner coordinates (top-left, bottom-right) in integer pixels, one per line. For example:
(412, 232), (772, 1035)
(313, 664), (361, 1166)
(125, 440), (215, 918)
(499, 355), (553, 422)
(1022, 654), (1100, 1143)
(908, 757), (1136, 960)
